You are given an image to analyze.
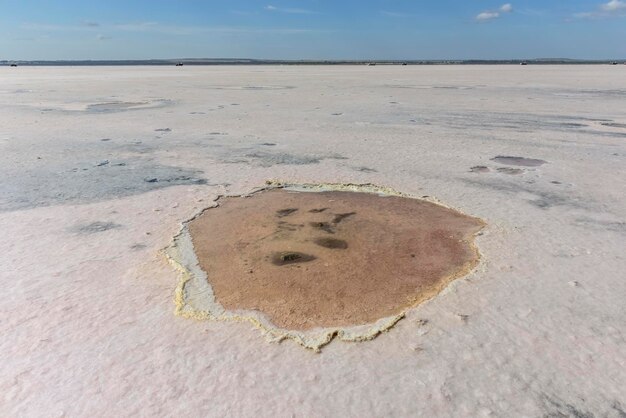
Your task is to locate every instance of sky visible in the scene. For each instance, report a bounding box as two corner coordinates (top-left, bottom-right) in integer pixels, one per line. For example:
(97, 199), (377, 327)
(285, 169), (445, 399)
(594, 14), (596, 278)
(1, 0), (625, 60)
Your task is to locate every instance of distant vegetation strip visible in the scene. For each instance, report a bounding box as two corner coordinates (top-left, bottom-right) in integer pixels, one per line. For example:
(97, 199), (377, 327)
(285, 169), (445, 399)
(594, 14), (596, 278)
(2, 58), (625, 66)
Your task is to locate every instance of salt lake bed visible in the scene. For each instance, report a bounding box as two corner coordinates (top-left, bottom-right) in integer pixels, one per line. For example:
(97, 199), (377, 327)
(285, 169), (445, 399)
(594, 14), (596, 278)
(1, 65), (625, 417)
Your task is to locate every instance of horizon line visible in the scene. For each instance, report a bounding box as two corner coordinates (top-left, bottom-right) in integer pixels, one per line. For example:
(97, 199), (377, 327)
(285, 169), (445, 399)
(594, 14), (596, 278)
(3, 57), (626, 64)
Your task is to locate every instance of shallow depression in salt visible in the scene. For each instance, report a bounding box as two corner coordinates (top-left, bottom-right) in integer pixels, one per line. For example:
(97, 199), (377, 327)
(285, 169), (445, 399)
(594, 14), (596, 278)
(167, 184), (484, 349)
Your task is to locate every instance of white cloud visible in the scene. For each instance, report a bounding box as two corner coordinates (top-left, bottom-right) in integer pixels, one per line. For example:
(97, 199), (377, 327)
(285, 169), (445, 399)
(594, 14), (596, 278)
(602, 0), (626, 10)
(476, 11), (500, 21)
(264, 5), (316, 14)
(575, 0), (626, 18)
(475, 4), (513, 22)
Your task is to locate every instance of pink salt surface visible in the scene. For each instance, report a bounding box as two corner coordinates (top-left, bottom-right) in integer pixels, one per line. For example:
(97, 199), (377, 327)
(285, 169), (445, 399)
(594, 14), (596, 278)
(1, 66), (625, 417)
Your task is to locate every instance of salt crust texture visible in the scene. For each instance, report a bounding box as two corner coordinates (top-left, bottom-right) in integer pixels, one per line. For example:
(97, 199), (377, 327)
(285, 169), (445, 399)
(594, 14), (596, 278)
(1, 66), (625, 417)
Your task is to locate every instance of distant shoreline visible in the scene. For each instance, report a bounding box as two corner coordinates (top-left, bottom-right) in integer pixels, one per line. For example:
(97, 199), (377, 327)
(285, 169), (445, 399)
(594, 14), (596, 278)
(2, 59), (625, 66)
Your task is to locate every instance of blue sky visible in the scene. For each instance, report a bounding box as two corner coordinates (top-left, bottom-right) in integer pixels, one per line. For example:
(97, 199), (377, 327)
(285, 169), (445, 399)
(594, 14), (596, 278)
(1, 0), (625, 60)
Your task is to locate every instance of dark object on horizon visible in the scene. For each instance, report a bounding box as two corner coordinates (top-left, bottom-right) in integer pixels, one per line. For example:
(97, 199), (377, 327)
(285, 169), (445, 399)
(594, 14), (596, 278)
(10, 63), (17, 67)
(367, 62), (376, 66)
(611, 62), (618, 65)
(401, 62), (408, 66)
(520, 61), (528, 65)
(175, 62), (184, 67)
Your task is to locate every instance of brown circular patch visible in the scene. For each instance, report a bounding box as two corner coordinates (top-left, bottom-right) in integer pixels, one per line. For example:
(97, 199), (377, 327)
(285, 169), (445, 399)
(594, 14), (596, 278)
(188, 189), (483, 330)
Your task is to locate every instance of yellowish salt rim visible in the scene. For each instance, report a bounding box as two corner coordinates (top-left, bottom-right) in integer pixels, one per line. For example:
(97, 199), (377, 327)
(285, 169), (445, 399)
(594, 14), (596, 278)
(163, 181), (485, 352)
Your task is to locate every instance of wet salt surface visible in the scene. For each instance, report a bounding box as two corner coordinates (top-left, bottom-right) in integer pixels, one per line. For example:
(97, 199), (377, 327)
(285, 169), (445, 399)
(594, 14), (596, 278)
(0, 154), (209, 212)
(188, 188), (483, 330)
(491, 155), (547, 167)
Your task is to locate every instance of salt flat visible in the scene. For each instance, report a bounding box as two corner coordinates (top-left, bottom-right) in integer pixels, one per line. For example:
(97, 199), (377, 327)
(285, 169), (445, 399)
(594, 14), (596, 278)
(1, 65), (625, 417)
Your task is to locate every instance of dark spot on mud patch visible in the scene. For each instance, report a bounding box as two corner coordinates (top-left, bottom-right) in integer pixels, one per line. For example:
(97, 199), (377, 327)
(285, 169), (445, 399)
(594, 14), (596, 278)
(333, 212), (356, 224)
(309, 221), (335, 234)
(276, 208), (298, 217)
(314, 237), (348, 249)
(276, 221), (301, 232)
(271, 251), (316, 266)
